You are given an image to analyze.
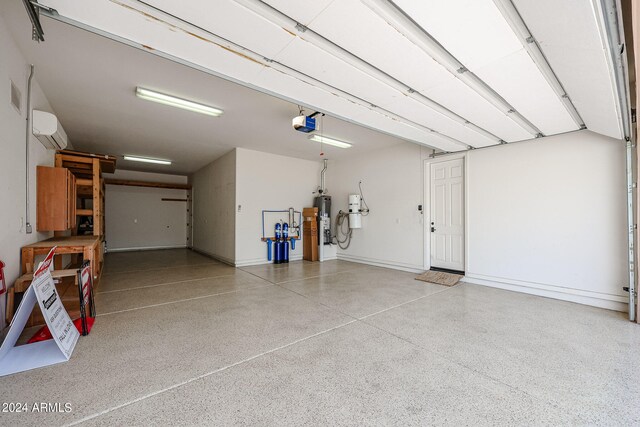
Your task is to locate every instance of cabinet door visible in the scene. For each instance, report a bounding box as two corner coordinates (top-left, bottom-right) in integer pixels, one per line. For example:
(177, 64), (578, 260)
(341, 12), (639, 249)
(37, 166), (68, 231)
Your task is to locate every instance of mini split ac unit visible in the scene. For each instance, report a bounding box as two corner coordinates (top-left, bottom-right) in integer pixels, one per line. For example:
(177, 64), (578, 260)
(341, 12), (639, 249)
(32, 110), (69, 150)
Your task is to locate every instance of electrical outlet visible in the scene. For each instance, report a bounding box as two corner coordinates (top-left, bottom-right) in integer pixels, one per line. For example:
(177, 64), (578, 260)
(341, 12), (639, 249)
(25, 223), (32, 234)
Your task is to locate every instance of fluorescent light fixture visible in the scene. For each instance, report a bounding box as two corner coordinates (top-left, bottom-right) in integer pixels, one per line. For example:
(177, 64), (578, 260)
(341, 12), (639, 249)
(135, 87), (223, 117)
(361, 0), (542, 136)
(491, 0), (584, 128)
(121, 1), (470, 152)
(124, 155), (172, 165)
(309, 135), (353, 148)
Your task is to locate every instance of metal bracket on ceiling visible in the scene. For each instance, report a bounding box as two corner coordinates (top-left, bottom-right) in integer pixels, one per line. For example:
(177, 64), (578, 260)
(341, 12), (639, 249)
(29, 0), (56, 13)
(295, 23), (308, 33)
(22, 0), (45, 42)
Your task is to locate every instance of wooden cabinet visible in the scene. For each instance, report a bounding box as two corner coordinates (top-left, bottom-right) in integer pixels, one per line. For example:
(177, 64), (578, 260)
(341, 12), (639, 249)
(36, 166), (76, 231)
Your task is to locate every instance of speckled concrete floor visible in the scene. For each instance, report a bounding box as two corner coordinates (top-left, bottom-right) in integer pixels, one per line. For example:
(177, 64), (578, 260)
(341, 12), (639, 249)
(1, 249), (638, 426)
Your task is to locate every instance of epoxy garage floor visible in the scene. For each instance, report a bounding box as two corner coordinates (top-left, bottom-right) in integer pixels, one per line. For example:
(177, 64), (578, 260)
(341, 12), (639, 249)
(2, 249), (639, 425)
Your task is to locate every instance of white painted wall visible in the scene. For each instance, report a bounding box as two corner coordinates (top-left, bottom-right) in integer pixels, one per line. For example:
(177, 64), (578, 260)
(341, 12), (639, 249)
(104, 170), (188, 251)
(235, 148), (320, 266)
(328, 143), (430, 272)
(329, 131), (628, 311)
(0, 16), (57, 328)
(464, 131), (628, 311)
(191, 149), (236, 264)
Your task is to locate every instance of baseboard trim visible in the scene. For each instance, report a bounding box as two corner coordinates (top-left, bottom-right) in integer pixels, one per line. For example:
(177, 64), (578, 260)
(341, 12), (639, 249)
(463, 273), (628, 312)
(235, 255), (304, 268)
(107, 245), (187, 253)
(336, 254), (424, 274)
(191, 247), (235, 267)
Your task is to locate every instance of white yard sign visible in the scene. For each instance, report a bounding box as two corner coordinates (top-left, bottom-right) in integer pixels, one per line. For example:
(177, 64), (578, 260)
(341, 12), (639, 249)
(0, 247), (79, 376)
(32, 268), (79, 359)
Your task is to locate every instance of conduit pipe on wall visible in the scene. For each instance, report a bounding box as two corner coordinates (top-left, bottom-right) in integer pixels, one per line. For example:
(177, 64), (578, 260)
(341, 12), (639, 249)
(320, 159), (328, 194)
(25, 64), (34, 234)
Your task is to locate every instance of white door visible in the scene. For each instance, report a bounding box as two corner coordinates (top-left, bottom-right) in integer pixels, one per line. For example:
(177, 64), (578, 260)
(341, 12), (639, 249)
(430, 158), (464, 271)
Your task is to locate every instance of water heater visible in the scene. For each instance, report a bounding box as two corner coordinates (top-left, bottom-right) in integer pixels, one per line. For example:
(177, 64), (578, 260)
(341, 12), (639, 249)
(314, 195), (332, 244)
(348, 194), (362, 229)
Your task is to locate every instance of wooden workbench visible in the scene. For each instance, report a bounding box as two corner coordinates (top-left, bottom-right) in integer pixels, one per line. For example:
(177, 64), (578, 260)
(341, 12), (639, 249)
(21, 235), (102, 281)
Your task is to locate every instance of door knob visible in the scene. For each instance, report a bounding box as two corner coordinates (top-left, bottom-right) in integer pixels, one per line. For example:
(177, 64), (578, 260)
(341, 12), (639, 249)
(431, 227), (436, 232)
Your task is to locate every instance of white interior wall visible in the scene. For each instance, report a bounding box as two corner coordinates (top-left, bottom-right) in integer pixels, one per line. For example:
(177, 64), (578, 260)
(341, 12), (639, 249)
(0, 16), (57, 329)
(464, 131), (628, 311)
(191, 149), (236, 264)
(330, 131), (628, 311)
(235, 148), (320, 266)
(328, 144), (430, 272)
(104, 170), (189, 252)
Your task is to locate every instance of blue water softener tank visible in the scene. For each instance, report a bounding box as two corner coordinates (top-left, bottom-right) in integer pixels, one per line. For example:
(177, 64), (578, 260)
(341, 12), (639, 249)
(274, 222), (282, 264)
(283, 223), (290, 263)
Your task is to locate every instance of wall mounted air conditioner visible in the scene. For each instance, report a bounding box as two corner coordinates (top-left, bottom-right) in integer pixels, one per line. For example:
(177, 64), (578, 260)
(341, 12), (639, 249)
(32, 110), (68, 150)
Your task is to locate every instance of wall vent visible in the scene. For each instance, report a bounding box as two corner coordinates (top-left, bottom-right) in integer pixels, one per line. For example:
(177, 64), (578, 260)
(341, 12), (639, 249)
(10, 80), (21, 114)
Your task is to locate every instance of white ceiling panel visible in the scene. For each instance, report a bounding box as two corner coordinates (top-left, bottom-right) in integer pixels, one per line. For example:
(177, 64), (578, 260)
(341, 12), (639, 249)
(424, 78), (532, 142)
(274, 38), (404, 107)
(262, 0), (335, 26)
(475, 50), (578, 135)
(513, 0), (604, 50)
(383, 97), (495, 147)
(540, 46), (620, 139)
(308, 0), (453, 93)
(392, 0), (522, 70)
(250, 68), (465, 152)
(513, 0), (622, 139)
(274, 38), (493, 147)
(40, 0), (267, 83)
(144, 0), (295, 58)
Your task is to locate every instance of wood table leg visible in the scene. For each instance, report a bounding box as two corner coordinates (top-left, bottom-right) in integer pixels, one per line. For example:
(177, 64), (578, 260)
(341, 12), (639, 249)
(5, 288), (15, 325)
(84, 245), (95, 280)
(21, 248), (34, 274)
(54, 254), (63, 270)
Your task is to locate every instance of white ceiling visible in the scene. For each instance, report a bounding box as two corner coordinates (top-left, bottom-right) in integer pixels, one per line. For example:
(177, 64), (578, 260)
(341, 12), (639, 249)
(2, 2), (411, 174)
(2, 0), (624, 173)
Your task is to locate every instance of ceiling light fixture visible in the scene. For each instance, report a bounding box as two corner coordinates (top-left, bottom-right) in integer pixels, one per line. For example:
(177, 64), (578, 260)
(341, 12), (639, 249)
(491, 0), (585, 129)
(309, 135), (353, 148)
(135, 87), (223, 117)
(83, 1), (467, 152)
(124, 155), (172, 165)
(361, 0), (542, 136)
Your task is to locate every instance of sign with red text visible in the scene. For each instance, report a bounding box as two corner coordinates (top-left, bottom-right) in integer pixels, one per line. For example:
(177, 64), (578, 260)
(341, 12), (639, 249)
(0, 247), (79, 376)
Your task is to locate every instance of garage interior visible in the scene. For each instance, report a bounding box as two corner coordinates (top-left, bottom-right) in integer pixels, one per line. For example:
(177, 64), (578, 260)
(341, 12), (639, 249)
(0, 0), (639, 425)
